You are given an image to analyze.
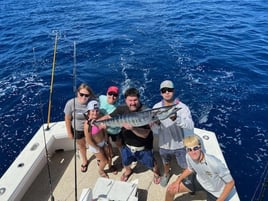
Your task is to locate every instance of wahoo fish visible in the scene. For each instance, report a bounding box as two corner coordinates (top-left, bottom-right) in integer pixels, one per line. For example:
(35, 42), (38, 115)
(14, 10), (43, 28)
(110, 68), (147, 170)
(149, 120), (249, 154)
(94, 104), (181, 128)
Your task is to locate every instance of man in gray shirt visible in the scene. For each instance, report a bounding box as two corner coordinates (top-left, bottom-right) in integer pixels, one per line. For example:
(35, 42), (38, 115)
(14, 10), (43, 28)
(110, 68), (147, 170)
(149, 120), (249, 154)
(151, 80), (194, 187)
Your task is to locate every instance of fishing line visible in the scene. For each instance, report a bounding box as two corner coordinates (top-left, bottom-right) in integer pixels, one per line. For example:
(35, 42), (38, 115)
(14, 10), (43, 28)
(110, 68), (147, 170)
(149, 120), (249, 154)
(73, 41), (78, 201)
(251, 162), (268, 201)
(33, 44), (55, 201)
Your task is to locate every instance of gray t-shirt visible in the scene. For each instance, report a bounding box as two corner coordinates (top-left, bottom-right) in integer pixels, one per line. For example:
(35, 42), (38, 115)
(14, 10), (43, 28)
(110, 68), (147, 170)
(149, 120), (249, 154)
(64, 98), (88, 131)
(186, 153), (234, 198)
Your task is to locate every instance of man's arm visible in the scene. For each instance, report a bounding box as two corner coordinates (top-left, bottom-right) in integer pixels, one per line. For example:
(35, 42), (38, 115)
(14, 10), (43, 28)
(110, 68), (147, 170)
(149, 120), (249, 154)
(176, 105), (194, 129)
(123, 123), (151, 138)
(175, 168), (193, 183)
(211, 154), (235, 201)
(167, 168), (193, 193)
(216, 180), (235, 201)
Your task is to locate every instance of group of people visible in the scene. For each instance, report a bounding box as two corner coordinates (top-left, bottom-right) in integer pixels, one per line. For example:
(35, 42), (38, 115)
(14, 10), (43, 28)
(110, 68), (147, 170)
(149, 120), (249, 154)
(64, 80), (235, 201)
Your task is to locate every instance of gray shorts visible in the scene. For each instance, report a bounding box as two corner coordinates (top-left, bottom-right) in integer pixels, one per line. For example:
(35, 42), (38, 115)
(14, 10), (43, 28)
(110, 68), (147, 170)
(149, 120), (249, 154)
(159, 148), (187, 169)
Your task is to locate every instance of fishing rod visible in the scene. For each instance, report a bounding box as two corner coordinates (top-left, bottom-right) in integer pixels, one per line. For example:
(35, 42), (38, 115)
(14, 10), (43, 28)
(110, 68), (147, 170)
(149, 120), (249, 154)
(251, 162), (268, 201)
(46, 33), (58, 130)
(73, 41), (78, 201)
(33, 46), (55, 201)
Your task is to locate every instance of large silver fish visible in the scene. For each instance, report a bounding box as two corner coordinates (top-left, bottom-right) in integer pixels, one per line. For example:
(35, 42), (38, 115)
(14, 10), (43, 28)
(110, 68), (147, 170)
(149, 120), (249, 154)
(94, 104), (181, 128)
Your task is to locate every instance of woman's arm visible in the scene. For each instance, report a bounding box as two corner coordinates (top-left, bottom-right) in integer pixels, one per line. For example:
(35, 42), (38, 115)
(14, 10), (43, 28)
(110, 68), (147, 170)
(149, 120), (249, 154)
(65, 114), (73, 139)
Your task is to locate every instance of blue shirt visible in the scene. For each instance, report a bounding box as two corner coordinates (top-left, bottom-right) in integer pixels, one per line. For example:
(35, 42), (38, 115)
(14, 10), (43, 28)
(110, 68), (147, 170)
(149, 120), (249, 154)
(99, 95), (121, 135)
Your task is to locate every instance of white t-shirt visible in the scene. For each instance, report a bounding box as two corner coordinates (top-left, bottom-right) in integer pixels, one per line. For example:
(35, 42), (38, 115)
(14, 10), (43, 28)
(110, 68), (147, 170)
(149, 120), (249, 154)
(152, 99), (194, 150)
(186, 153), (234, 198)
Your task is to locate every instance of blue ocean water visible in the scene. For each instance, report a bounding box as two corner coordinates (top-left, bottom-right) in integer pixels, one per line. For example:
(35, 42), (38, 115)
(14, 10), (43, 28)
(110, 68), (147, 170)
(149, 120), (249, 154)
(0, 0), (267, 200)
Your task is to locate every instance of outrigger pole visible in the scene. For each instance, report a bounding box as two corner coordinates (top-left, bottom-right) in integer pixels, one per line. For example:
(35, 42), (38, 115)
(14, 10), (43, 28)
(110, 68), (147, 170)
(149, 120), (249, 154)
(46, 33), (58, 130)
(73, 41), (78, 201)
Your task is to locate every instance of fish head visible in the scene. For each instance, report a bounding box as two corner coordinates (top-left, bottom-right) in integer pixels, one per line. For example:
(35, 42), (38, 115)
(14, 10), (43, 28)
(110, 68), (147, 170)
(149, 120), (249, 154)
(156, 105), (181, 120)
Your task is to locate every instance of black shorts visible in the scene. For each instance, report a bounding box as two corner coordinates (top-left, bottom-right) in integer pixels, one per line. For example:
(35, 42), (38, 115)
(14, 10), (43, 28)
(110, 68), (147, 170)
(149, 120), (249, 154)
(108, 133), (121, 142)
(182, 174), (218, 201)
(72, 129), (85, 139)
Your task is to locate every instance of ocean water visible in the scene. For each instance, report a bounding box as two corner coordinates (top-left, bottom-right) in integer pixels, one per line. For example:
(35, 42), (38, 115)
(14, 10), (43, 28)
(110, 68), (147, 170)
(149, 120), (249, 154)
(0, 0), (267, 200)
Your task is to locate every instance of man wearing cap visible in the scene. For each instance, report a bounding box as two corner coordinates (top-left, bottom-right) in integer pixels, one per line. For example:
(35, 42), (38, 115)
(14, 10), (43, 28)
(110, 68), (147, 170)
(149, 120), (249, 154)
(151, 80), (194, 187)
(102, 87), (161, 183)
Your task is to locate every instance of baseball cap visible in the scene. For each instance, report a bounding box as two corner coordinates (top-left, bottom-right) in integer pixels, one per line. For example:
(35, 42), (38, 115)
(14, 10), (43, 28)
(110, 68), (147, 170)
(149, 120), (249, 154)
(107, 86), (119, 94)
(160, 80), (174, 89)
(87, 100), (99, 111)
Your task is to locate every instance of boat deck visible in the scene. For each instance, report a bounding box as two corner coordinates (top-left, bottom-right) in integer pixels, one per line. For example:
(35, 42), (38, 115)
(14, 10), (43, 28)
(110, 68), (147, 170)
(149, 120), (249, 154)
(21, 148), (206, 201)
(1, 121), (238, 201)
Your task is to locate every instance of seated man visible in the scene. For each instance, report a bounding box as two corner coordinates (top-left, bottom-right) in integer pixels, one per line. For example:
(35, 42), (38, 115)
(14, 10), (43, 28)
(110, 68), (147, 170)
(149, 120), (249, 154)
(105, 87), (161, 184)
(165, 135), (235, 201)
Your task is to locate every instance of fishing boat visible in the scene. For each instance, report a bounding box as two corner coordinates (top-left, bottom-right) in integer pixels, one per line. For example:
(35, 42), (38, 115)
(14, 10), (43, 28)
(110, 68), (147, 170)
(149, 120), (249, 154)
(0, 37), (240, 201)
(0, 120), (240, 201)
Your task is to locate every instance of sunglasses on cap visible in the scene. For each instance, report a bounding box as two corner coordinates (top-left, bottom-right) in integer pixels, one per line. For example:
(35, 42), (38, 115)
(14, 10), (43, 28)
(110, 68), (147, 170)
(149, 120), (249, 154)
(161, 88), (174, 93)
(79, 92), (90, 98)
(186, 145), (201, 152)
(108, 92), (118, 97)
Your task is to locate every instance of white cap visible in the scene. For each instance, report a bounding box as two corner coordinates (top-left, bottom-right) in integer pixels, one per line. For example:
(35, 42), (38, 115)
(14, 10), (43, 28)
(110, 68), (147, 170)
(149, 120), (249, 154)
(160, 80), (174, 89)
(87, 100), (99, 111)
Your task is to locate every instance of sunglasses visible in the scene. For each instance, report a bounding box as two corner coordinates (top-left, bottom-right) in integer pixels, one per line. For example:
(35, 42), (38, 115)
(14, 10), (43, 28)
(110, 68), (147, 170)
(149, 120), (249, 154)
(108, 92), (118, 97)
(161, 88), (174, 93)
(186, 145), (201, 152)
(79, 92), (90, 98)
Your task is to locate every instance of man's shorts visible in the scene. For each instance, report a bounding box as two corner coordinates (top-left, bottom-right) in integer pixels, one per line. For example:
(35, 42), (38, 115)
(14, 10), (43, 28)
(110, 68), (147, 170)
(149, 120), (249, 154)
(121, 145), (154, 168)
(183, 174), (218, 201)
(159, 148), (187, 169)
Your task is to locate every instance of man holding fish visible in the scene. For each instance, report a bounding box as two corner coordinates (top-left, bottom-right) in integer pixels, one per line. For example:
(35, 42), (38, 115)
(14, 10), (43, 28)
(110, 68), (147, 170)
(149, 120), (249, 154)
(151, 80), (194, 187)
(99, 87), (161, 184)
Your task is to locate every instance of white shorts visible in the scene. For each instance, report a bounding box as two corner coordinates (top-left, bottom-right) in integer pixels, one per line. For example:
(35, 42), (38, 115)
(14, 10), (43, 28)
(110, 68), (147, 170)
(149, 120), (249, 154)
(88, 140), (106, 154)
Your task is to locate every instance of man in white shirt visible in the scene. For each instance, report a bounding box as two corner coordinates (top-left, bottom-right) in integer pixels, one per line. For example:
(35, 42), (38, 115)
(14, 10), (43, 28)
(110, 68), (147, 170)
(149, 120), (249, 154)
(165, 135), (235, 201)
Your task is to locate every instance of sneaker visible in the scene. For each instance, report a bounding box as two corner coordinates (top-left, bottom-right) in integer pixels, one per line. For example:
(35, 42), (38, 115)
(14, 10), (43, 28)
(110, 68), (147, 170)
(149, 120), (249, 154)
(160, 173), (171, 187)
